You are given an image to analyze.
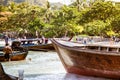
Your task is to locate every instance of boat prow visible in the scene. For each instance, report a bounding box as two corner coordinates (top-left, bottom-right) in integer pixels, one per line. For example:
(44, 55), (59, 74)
(0, 63), (18, 80)
(51, 38), (120, 79)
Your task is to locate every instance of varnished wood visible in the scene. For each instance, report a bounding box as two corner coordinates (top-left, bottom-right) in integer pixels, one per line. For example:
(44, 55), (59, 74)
(0, 51), (28, 62)
(51, 38), (120, 79)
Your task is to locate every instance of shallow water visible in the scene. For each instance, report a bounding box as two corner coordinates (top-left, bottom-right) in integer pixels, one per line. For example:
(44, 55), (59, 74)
(1, 51), (111, 80)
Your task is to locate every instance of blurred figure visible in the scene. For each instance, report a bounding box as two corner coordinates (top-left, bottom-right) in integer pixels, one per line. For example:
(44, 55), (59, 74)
(41, 35), (45, 44)
(3, 43), (12, 61)
(3, 34), (9, 45)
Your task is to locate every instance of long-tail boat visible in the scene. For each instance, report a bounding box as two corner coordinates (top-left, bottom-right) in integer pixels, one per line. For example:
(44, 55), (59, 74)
(0, 51), (28, 62)
(51, 38), (120, 79)
(0, 41), (28, 62)
(12, 38), (54, 51)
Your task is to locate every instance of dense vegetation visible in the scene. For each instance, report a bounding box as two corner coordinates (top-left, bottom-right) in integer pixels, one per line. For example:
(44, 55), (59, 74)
(0, 0), (120, 38)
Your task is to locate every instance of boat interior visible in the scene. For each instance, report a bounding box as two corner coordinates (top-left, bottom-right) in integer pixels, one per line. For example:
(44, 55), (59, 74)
(72, 45), (120, 54)
(56, 39), (120, 53)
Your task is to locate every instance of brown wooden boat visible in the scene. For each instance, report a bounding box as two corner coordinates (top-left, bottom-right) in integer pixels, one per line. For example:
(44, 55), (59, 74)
(0, 41), (28, 62)
(13, 38), (54, 51)
(28, 43), (54, 51)
(51, 38), (120, 79)
(0, 50), (28, 62)
(0, 63), (18, 80)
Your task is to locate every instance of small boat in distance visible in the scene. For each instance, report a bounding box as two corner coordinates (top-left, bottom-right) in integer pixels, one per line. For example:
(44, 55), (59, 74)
(0, 51), (28, 62)
(51, 38), (120, 79)
(0, 41), (28, 62)
(12, 38), (54, 51)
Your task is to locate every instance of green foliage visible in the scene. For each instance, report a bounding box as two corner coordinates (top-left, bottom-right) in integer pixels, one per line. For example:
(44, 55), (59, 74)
(111, 14), (120, 33)
(50, 6), (83, 37)
(106, 30), (115, 37)
(1, 1), (120, 37)
(0, 5), (8, 12)
(84, 20), (106, 36)
(79, 1), (117, 24)
(28, 18), (44, 33)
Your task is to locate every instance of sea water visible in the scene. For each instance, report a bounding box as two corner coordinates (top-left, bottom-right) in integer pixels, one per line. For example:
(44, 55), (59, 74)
(2, 51), (111, 80)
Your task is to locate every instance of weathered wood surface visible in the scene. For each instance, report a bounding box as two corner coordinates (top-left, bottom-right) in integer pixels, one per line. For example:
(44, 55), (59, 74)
(51, 38), (120, 79)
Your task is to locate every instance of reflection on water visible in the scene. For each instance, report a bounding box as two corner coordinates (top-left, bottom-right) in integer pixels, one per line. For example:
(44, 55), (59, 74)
(1, 51), (111, 80)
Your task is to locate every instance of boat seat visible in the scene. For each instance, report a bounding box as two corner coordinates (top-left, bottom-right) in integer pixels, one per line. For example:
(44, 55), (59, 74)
(0, 63), (18, 80)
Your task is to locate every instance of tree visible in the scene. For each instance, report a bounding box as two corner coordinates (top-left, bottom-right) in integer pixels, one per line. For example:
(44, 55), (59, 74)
(111, 14), (120, 34)
(6, 5), (45, 36)
(84, 20), (107, 36)
(50, 5), (83, 37)
(79, 1), (117, 24)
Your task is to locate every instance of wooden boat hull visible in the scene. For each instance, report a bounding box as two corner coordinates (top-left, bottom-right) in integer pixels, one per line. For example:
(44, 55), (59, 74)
(0, 51), (28, 62)
(12, 39), (55, 51)
(51, 39), (120, 79)
(23, 43), (54, 51)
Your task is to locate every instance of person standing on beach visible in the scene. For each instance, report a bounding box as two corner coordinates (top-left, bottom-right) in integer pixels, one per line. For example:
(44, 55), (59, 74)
(3, 43), (12, 61)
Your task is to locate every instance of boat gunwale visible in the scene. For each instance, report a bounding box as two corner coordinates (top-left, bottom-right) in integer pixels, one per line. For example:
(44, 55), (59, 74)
(51, 38), (120, 56)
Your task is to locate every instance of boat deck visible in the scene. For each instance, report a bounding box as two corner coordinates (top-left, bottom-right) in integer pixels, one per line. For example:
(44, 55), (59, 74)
(56, 39), (120, 55)
(57, 39), (86, 47)
(58, 39), (120, 48)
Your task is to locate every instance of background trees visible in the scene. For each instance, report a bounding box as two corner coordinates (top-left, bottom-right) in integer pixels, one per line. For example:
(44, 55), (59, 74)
(1, 1), (120, 38)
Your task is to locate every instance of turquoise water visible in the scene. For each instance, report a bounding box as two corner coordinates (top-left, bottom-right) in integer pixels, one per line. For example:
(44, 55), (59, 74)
(1, 51), (111, 80)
